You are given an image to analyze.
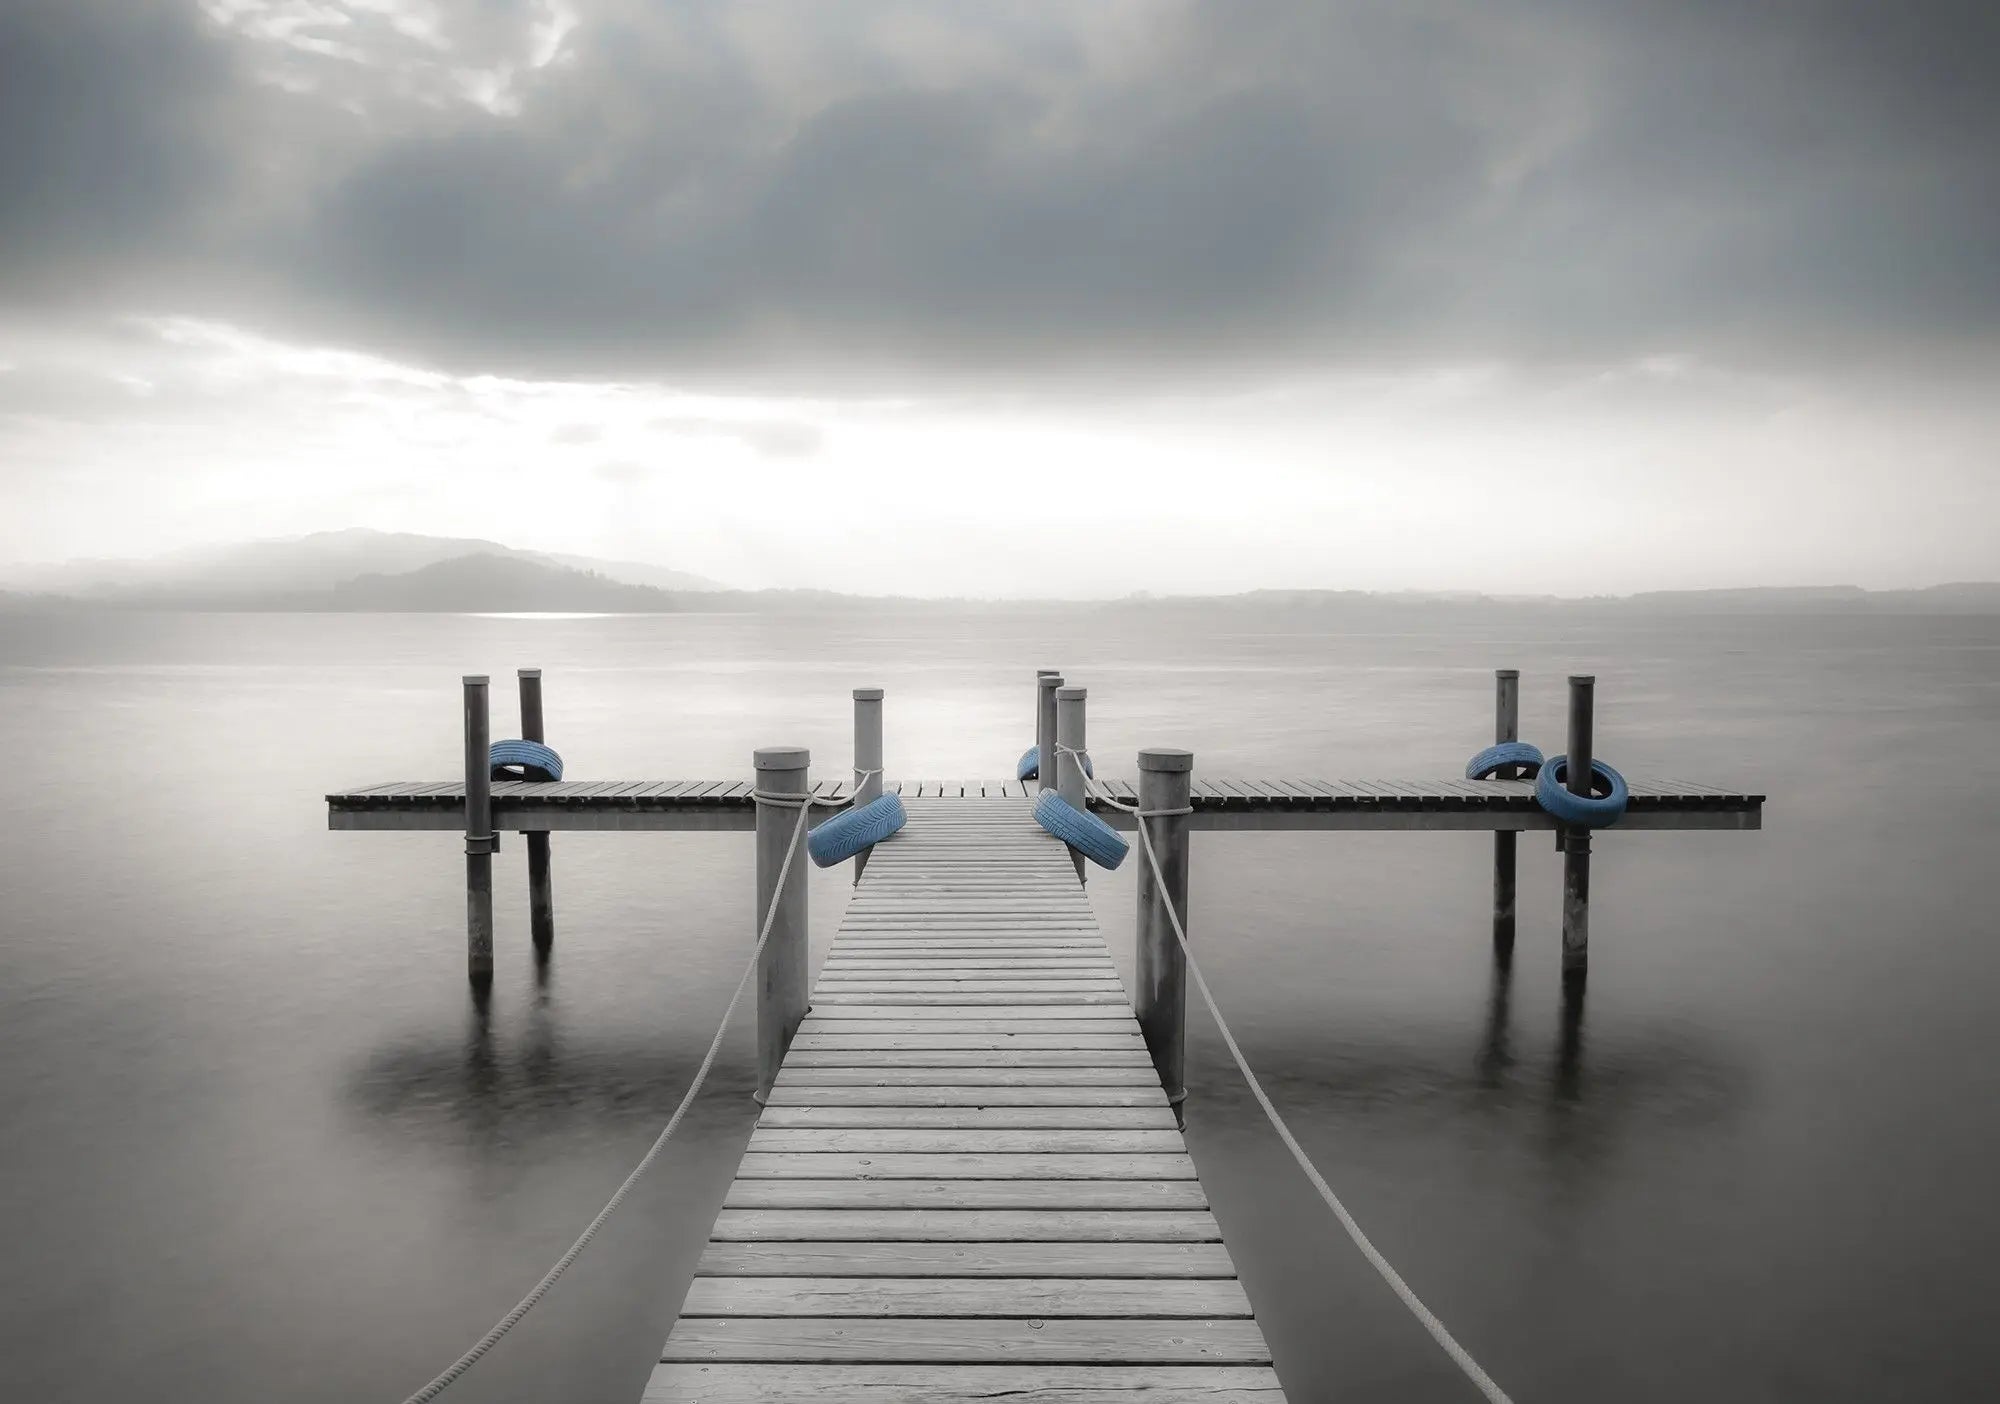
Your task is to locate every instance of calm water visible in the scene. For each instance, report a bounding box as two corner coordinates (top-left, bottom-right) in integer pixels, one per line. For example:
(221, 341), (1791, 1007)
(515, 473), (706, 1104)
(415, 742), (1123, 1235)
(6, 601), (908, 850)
(2, 609), (1996, 1403)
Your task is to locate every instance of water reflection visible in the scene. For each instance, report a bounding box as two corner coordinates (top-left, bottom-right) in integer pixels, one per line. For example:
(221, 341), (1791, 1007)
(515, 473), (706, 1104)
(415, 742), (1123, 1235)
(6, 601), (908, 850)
(1555, 970), (1587, 1105)
(1191, 969), (1747, 1166)
(345, 963), (755, 1156)
(1476, 944), (1515, 1088)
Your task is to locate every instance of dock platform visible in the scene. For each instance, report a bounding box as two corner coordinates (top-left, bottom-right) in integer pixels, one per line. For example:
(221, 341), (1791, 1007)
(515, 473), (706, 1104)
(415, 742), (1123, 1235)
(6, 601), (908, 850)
(645, 794), (1284, 1401)
(328, 776), (1762, 832)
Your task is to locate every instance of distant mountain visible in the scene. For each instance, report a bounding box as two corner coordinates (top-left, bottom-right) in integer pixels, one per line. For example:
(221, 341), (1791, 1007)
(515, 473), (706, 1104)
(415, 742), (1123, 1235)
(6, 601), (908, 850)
(310, 553), (682, 612)
(534, 551), (721, 592)
(1141, 583), (2000, 615)
(0, 528), (726, 600)
(0, 529), (1993, 612)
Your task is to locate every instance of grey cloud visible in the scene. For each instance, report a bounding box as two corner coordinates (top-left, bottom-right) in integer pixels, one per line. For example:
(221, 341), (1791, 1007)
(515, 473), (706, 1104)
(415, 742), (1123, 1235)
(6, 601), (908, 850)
(2, 0), (1996, 386)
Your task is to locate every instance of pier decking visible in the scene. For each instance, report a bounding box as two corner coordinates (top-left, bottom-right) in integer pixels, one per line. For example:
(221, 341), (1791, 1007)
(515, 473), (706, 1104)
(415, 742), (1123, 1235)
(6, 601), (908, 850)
(327, 776), (1762, 831)
(646, 795), (1284, 1402)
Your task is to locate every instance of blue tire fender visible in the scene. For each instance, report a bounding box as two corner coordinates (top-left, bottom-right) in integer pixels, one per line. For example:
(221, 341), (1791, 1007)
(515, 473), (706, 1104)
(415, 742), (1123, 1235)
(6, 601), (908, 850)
(489, 739), (563, 782)
(1534, 755), (1629, 827)
(808, 792), (908, 867)
(1465, 741), (1544, 780)
(1032, 789), (1128, 870)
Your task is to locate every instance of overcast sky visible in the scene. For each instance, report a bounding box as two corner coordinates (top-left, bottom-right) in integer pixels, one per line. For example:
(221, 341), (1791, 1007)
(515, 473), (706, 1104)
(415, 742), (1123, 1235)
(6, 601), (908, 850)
(1, 0), (1994, 596)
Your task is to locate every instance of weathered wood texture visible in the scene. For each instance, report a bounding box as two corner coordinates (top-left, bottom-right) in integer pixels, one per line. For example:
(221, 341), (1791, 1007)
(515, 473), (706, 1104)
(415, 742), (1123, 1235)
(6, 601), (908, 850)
(649, 795), (1285, 1401)
(328, 775), (1761, 831)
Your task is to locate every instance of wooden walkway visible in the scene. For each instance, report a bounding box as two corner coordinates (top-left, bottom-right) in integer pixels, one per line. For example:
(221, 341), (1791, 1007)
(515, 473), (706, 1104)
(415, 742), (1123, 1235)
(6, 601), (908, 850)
(329, 776), (1761, 831)
(645, 794), (1284, 1402)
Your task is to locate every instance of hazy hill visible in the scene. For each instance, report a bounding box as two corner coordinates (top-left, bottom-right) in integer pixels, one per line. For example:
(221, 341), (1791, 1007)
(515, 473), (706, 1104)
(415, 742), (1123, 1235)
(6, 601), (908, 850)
(1173, 583), (2000, 616)
(0, 528), (724, 600)
(308, 553), (681, 612)
(0, 529), (1993, 613)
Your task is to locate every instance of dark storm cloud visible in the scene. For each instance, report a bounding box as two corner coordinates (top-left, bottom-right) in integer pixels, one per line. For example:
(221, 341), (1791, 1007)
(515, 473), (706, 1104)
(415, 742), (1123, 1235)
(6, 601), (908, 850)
(1, 0), (1995, 383)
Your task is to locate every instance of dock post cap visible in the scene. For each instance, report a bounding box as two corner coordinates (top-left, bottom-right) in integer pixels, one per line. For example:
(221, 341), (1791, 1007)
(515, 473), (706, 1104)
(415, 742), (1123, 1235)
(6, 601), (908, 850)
(851, 687), (884, 700)
(1036, 668), (1062, 677)
(1038, 673), (1064, 688)
(1568, 674), (1597, 687)
(1055, 685), (1087, 700)
(462, 674), (489, 686)
(517, 667), (541, 678)
(1495, 668), (1519, 679)
(1138, 748), (1194, 772)
(753, 746), (811, 769)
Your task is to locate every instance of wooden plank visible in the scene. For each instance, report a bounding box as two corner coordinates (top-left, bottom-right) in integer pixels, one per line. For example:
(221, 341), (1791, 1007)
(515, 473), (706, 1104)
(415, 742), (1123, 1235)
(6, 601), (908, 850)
(812, 996), (1128, 1009)
(817, 969), (1119, 980)
(813, 982), (1127, 995)
(644, 1363), (1286, 1402)
(777, 1063), (1160, 1081)
(710, 1209), (1220, 1241)
(745, 1130), (1187, 1153)
(679, 1276), (1251, 1317)
(696, 1237), (1224, 1270)
(658, 1317), (1272, 1364)
(755, 1107), (1177, 1129)
(804, 1006), (1131, 1021)
(784, 1048), (1160, 1072)
(765, 1086), (1165, 1106)
(819, 959), (1116, 970)
(796, 1032), (1144, 1040)
(788, 1036), (1147, 1053)
(721, 1180), (1203, 1209)
(733, 1153), (1198, 1180)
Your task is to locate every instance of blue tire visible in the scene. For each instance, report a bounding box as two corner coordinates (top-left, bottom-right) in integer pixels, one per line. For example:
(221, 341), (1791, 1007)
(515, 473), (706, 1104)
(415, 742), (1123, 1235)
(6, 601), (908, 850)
(1465, 741), (1544, 780)
(1535, 755), (1629, 827)
(490, 738), (563, 782)
(1033, 789), (1128, 871)
(1017, 746), (1093, 783)
(808, 792), (907, 868)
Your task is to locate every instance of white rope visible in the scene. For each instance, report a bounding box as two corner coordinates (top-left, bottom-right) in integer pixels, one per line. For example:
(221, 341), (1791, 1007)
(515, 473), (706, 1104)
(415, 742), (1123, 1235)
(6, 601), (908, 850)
(396, 792), (817, 1404)
(1058, 744), (1515, 1404)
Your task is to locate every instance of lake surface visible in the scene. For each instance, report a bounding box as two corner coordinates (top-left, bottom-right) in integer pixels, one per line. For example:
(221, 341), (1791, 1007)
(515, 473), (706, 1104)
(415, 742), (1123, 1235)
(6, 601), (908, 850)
(1, 608), (1995, 1403)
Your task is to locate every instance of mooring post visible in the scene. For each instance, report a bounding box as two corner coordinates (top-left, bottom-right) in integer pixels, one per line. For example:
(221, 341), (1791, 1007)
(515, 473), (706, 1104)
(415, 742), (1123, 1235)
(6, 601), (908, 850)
(1492, 668), (1520, 957)
(753, 746), (811, 1103)
(518, 668), (555, 956)
(462, 675), (495, 987)
(1135, 748), (1192, 1117)
(1056, 685), (1088, 880)
(1036, 671), (1063, 792)
(1562, 675), (1595, 977)
(851, 689), (884, 882)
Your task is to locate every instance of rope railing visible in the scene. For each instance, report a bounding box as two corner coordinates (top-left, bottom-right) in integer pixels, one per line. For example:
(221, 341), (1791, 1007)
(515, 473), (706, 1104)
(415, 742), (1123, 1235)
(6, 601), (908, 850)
(1054, 743), (1516, 1404)
(396, 781), (857, 1404)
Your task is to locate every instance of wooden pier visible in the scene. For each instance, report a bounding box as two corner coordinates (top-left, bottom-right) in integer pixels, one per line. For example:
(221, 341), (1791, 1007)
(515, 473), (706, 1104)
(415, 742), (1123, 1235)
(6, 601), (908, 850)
(335, 670), (1764, 1403)
(647, 792), (1280, 1400)
(328, 774), (1759, 832)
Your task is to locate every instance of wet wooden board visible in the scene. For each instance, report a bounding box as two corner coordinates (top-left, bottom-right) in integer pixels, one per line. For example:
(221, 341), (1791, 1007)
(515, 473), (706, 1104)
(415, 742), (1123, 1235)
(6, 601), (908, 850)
(643, 1364), (1285, 1401)
(651, 796), (1284, 1400)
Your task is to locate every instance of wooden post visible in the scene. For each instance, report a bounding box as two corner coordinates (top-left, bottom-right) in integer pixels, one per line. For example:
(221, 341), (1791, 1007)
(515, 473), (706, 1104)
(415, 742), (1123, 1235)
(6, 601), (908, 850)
(852, 689), (884, 805)
(1562, 675), (1595, 977)
(518, 668), (554, 956)
(1492, 668), (1519, 957)
(1135, 748), (1192, 1116)
(1036, 671), (1063, 792)
(1056, 686), (1087, 881)
(852, 688), (883, 883)
(753, 746), (811, 1103)
(462, 675), (495, 987)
